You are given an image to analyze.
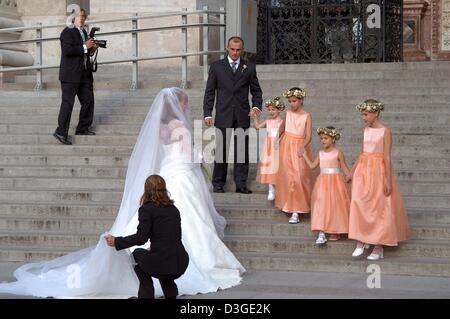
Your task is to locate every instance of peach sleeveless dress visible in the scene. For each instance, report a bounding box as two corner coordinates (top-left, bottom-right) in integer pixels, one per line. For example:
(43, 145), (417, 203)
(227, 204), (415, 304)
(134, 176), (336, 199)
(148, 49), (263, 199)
(256, 118), (283, 184)
(311, 149), (350, 234)
(275, 110), (313, 214)
(349, 127), (411, 246)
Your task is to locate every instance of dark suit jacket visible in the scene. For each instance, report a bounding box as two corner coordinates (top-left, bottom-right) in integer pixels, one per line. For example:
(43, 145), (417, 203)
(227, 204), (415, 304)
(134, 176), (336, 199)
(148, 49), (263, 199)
(203, 58), (263, 128)
(115, 202), (189, 275)
(59, 26), (93, 83)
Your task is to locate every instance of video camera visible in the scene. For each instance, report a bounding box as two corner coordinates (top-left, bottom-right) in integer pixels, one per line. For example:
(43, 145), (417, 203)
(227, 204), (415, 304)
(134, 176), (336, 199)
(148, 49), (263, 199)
(89, 27), (107, 48)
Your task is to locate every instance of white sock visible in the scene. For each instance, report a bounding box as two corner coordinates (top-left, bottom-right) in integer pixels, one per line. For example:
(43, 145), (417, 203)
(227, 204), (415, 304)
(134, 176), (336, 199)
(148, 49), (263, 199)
(268, 184), (275, 193)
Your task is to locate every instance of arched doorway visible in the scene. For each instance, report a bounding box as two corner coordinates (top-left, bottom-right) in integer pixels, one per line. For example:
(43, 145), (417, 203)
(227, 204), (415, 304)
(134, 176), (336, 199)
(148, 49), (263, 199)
(256, 0), (403, 64)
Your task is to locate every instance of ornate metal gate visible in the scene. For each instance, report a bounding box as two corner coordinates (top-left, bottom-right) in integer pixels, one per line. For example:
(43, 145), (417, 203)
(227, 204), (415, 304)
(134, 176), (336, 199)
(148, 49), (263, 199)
(256, 0), (403, 64)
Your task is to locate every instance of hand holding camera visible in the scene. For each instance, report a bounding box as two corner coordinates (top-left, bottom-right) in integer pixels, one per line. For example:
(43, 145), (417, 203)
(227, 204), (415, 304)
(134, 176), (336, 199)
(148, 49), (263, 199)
(89, 27), (107, 48)
(84, 38), (96, 49)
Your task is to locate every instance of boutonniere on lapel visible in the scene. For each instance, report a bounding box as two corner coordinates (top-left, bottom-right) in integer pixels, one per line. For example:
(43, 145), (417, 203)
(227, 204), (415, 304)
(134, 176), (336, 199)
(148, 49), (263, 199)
(241, 64), (248, 73)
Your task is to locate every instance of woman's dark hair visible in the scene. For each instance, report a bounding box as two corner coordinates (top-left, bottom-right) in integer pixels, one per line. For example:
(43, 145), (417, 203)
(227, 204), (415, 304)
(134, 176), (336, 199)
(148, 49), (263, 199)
(140, 175), (174, 206)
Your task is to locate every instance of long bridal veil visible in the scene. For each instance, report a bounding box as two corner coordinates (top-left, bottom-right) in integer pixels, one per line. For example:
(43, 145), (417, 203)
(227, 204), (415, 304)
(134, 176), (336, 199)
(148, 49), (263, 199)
(0, 88), (239, 298)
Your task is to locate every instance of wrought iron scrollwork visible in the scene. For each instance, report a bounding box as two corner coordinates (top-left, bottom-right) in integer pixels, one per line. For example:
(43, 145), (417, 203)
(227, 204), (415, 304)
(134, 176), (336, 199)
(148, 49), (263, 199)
(256, 0), (403, 64)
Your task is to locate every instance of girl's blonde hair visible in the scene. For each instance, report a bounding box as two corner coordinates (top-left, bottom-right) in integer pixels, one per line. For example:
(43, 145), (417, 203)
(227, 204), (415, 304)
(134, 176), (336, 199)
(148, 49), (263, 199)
(283, 87), (306, 99)
(317, 126), (341, 141)
(264, 97), (286, 111)
(356, 99), (385, 113)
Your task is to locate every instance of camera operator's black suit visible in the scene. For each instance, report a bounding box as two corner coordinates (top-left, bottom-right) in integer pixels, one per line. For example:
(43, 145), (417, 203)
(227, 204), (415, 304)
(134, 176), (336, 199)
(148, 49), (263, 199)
(55, 26), (95, 139)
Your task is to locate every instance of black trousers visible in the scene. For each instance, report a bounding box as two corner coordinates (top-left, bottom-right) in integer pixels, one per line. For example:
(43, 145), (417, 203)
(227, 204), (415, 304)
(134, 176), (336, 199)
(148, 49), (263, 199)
(56, 69), (94, 137)
(212, 119), (250, 189)
(132, 248), (182, 299)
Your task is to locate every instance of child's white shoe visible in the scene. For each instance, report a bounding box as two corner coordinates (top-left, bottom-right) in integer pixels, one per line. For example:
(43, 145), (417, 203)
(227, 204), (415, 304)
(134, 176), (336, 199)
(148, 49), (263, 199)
(367, 246), (384, 260)
(267, 184), (276, 201)
(315, 232), (327, 245)
(288, 213), (299, 224)
(352, 242), (370, 257)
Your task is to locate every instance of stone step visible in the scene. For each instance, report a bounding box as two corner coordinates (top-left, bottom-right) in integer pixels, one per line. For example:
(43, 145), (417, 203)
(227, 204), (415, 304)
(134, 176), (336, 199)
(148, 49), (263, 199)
(0, 154), (447, 170)
(0, 190), (445, 209)
(0, 177), (447, 197)
(0, 217), (114, 233)
(2, 133), (450, 147)
(224, 235), (450, 259)
(0, 177), (125, 191)
(235, 252), (450, 277)
(258, 78), (450, 88)
(3, 123), (450, 137)
(226, 180), (450, 196)
(0, 216), (445, 240)
(0, 124), (141, 136)
(1, 103), (450, 116)
(2, 87), (448, 100)
(1, 91), (450, 105)
(0, 230), (449, 260)
(6, 74), (450, 91)
(214, 193), (450, 210)
(218, 205), (450, 225)
(0, 202), (120, 219)
(0, 155), (131, 167)
(1, 165), (447, 183)
(2, 112), (450, 125)
(224, 219), (450, 241)
(260, 85), (450, 96)
(258, 70), (450, 81)
(0, 145), (134, 155)
(0, 246), (76, 263)
(0, 202), (447, 225)
(0, 189), (124, 204)
(0, 166), (128, 178)
(0, 89), (206, 99)
(0, 144), (447, 158)
(256, 61), (450, 72)
(2, 245), (450, 278)
(0, 135), (138, 146)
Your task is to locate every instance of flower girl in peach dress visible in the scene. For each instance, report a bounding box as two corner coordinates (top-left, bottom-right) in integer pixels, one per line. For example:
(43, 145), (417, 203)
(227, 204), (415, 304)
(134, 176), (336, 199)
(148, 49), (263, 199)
(349, 99), (411, 260)
(275, 88), (314, 224)
(253, 97), (285, 200)
(300, 127), (351, 244)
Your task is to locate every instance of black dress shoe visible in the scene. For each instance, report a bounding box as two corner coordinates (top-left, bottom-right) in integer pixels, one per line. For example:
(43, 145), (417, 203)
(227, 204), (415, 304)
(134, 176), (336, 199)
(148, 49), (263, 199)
(236, 187), (252, 194)
(213, 187), (225, 193)
(53, 131), (72, 145)
(75, 130), (96, 136)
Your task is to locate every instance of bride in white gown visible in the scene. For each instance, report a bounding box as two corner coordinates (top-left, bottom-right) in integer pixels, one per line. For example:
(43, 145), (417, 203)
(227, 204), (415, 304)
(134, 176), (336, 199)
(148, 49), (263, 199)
(0, 87), (245, 298)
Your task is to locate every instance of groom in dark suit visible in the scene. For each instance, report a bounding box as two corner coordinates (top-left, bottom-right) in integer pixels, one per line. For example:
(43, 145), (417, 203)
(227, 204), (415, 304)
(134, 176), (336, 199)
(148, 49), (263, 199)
(203, 36), (263, 194)
(54, 8), (98, 145)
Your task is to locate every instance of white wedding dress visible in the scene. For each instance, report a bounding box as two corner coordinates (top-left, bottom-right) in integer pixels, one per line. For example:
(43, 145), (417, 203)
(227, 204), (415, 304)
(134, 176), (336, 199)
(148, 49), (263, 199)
(0, 88), (245, 298)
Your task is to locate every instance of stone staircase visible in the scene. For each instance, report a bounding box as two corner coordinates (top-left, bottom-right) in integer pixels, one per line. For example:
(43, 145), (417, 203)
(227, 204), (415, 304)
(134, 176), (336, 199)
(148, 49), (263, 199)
(0, 62), (449, 277)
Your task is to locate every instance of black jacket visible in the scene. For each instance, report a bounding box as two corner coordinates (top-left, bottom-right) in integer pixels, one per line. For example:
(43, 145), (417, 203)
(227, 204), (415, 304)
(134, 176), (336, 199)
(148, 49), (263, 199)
(203, 58), (263, 128)
(58, 26), (93, 83)
(115, 202), (189, 275)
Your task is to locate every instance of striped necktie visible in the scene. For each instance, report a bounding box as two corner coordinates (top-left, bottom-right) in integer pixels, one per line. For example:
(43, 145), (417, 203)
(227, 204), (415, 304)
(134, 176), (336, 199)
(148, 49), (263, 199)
(231, 61), (237, 74)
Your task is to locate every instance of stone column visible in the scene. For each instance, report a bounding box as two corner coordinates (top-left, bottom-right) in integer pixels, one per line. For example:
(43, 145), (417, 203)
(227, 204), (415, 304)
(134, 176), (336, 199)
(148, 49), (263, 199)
(403, 0), (430, 61)
(430, 0), (450, 59)
(0, 0), (34, 85)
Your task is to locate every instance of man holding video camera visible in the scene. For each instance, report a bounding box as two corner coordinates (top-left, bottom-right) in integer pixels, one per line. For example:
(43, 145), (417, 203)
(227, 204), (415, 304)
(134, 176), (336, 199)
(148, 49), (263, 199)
(54, 8), (98, 145)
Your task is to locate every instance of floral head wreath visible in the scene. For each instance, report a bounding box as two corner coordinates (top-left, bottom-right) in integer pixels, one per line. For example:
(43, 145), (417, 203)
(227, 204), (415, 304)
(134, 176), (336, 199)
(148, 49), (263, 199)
(317, 127), (341, 141)
(356, 100), (385, 113)
(264, 97), (286, 111)
(283, 88), (306, 99)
